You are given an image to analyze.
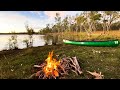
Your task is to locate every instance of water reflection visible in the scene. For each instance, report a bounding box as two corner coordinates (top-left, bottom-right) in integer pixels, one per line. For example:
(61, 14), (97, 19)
(0, 34), (52, 51)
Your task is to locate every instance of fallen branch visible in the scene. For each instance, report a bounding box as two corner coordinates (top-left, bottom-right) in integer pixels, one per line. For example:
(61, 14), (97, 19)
(87, 71), (104, 79)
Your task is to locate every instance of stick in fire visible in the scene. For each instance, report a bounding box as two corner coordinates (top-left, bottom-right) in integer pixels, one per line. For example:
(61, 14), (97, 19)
(29, 51), (83, 79)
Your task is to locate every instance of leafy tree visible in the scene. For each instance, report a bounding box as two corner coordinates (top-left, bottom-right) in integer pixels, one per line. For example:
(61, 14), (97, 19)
(88, 11), (101, 32)
(62, 16), (69, 32)
(101, 11), (120, 33)
(75, 14), (86, 32)
(55, 13), (62, 33)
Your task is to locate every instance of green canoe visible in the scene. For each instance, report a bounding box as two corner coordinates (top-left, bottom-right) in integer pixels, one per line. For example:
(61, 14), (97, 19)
(63, 39), (119, 47)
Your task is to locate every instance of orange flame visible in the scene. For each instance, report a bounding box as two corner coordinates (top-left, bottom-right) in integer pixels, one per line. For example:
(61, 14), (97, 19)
(43, 51), (60, 77)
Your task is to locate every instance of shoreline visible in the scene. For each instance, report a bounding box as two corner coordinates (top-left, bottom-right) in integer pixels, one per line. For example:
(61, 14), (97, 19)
(0, 33), (43, 35)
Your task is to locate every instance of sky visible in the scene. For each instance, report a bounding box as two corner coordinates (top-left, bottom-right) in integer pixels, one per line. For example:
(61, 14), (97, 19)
(0, 11), (82, 33)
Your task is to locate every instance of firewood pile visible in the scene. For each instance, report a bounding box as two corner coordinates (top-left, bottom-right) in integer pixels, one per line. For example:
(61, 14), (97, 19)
(30, 57), (83, 79)
(29, 51), (104, 79)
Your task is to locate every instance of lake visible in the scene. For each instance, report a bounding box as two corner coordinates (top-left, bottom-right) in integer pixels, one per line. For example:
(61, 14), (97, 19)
(0, 34), (52, 51)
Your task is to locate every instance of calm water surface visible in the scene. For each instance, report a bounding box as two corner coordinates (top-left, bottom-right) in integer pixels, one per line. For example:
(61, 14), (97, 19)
(0, 34), (52, 51)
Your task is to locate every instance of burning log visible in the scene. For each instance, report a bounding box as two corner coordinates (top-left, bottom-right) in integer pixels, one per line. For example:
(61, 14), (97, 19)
(30, 51), (82, 79)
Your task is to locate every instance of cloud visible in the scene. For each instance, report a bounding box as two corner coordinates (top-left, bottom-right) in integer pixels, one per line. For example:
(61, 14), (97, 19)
(29, 11), (42, 15)
(27, 17), (54, 30)
(44, 11), (66, 18)
(0, 11), (83, 33)
(0, 12), (28, 33)
(0, 11), (27, 22)
(0, 11), (54, 33)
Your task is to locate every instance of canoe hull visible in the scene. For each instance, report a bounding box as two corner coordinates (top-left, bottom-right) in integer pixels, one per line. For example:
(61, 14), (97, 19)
(63, 39), (119, 47)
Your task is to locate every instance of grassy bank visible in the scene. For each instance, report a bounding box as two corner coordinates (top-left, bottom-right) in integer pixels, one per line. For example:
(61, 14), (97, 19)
(0, 44), (120, 79)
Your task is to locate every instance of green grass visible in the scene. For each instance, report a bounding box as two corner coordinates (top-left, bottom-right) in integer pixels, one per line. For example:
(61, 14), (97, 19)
(0, 44), (120, 79)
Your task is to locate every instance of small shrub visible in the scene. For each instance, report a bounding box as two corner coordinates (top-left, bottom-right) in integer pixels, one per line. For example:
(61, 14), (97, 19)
(23, 39), (29, 48)
(43, 34), (52, 45)
(8, 32), (18, 50)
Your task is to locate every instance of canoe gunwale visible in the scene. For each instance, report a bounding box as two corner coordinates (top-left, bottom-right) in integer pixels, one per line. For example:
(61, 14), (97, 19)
(64, 39), (119, 42)
(63, 39), (119, 47)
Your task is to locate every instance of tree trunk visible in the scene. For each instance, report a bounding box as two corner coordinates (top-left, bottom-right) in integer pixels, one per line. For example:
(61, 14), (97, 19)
(80, 25), (83, 32)
(83, 25), (91, 39)
(102, 23), (106, 34)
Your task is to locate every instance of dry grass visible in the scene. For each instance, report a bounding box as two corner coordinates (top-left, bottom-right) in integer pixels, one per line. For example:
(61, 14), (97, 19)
(49, 30), (120, 44)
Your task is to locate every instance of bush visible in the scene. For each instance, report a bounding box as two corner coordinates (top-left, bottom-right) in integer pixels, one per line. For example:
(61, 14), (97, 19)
(8, 34), (18, 50)
(43, 34), (52, 45)
(23, 39), (29, 48)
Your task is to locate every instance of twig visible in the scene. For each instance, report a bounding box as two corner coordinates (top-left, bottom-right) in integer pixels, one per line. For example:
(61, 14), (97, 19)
(34, 65), (41, 68)
(29, 73), (36, 79)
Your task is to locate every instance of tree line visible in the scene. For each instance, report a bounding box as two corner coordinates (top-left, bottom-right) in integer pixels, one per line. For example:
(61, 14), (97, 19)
(39, 11), (120, 36)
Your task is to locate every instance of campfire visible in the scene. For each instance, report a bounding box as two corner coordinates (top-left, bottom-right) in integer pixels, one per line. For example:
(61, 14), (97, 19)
(42, 51), (61, 78)
(30, 51), (104, 79)
(30, 51), (83, 79)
